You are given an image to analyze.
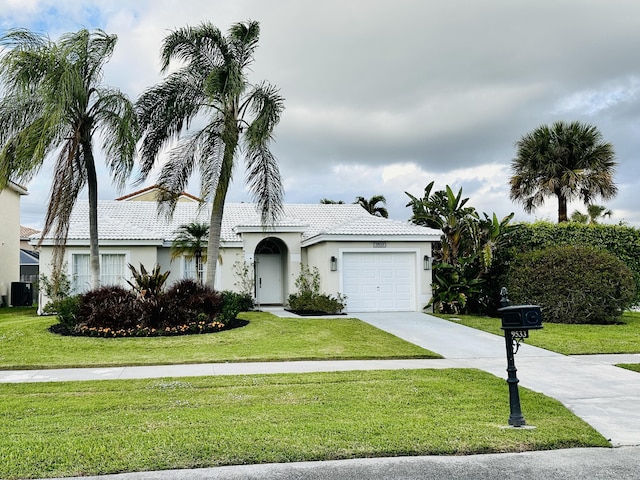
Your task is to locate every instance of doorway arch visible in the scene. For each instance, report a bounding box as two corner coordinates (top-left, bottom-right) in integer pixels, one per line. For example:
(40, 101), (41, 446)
(254, 237), (288, 305)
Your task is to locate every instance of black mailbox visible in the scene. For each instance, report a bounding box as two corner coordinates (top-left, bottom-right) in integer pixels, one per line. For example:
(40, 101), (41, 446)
(498, 305), (542, 330)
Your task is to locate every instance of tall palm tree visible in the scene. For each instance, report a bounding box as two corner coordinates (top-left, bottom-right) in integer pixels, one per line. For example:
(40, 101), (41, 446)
(355, 195), (389, 218)
(136, 21), (284, 288)
(510, 121), (617, 223)
(170, 222), (209, 284)
(0, 28), (139, 288)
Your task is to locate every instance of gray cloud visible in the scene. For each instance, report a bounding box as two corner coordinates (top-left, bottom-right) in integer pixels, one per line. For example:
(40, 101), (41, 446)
(4, 0), (640, 227)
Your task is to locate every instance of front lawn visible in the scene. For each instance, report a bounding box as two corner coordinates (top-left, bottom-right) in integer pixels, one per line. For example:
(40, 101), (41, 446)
(437, 311), (640, 355)
(0, 308), (438, 369)
(0, 369), (609, 479)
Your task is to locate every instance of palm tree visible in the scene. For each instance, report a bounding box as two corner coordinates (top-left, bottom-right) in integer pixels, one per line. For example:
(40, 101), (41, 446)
(136, 21), (284, 288)
(355, 195), (389, 218)
(0, 28), (139, 289)
(510, 121), (617, 223)
(170, 222), (209, 284)
(571, 204), (613, 224)
(320, 198), (344, 204)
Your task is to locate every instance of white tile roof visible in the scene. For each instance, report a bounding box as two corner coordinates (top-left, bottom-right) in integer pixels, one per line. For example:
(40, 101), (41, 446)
(47, 200), (440, 244)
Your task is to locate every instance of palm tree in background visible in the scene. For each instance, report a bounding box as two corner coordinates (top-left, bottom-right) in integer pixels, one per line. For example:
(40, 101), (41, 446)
(320, 198), (345, 204)
(171, 222), (209, 284)
(0, 28), (139, 289)
(510, 121), (617, 223)
(570, 204), (613, 224)
(355, 195), (389, 218)
(136, 21), (284, 288)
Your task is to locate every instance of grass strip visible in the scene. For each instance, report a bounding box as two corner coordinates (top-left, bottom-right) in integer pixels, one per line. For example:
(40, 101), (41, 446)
(0, 369), (609, 479)
(438, 311), (640, 355)
(617, 364), (640, 373)
(0, 308), (438, 369)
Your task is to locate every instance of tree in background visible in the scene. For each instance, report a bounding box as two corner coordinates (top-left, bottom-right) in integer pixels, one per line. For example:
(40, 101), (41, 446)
(320, 198), (345, 204)
(355, 195), (389, 218)
(510, 121), (617, 223)
(406, 182), (516, 313)
(0, 28), (139, 289)
(136, 21), (284, 288)
(570, 204), (613, 224)
(171, 222), (209, 284)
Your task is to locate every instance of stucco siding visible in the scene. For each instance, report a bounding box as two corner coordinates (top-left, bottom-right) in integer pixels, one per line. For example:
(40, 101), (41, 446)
(0, 187), (22, 304)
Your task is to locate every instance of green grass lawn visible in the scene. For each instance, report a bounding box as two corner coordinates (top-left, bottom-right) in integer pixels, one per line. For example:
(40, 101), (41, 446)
(618, 364), (640, 373)
(437, 311), (640, 355)
(0, 369), (609, 479)
(0, 307), (438, 369)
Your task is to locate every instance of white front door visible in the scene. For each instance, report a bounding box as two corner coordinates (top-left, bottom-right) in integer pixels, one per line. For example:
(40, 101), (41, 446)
(255, 254), (283, 304)
(342, 252), (416, 312)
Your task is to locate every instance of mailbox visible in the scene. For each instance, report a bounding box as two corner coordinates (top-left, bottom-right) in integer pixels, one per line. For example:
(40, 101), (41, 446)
(498, 305), (542, 331)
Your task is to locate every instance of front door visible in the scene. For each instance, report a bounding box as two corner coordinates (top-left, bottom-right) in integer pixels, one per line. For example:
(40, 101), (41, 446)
(255, 254), (283, 304)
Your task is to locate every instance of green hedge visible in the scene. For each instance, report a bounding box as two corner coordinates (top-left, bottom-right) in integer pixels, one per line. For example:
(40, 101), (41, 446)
(495, 222), (640, 305)
(506, 245), (636, 324)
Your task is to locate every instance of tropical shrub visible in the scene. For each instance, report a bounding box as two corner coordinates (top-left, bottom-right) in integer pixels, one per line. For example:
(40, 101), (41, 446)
(51, 277), (241, 337)
(39, 264), (72, 314)
(429, 261), (483, 314)
(220, 290), (255, 322)
(287, 265), (346, 314)
(126, 263), (170, 298)
(506, 245), (636, 324)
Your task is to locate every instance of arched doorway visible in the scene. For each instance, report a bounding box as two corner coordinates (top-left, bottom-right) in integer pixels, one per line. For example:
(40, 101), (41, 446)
(254, 237), (287, 305)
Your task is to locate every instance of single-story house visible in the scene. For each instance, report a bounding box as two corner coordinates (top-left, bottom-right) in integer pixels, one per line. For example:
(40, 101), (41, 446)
(36, 191), (441, 313)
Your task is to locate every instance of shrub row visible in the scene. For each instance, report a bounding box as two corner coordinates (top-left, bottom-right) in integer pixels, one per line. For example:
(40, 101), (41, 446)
(498, 222), (640, 304)
(53, 279), (254, 337)
(506, 245), (636, 324)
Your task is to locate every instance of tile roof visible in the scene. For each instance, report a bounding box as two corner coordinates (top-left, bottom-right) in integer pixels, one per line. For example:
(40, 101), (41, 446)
(45, 200), (440, 244)
(20, 225), (40, 238)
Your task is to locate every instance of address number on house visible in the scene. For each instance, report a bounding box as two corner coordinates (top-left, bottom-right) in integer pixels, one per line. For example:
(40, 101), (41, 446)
(373, 242), (387, 248)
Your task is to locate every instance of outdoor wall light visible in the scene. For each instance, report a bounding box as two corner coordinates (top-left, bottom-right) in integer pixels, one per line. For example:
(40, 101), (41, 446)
(330, 256), (338, 271)
(423, 255), (431, 270)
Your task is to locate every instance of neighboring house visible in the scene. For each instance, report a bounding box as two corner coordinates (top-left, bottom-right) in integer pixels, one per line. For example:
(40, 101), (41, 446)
(37, 190), (441, 312)
(0, 182), (28, 306)
(114, 184), (201, 203)
(20, 225), (40, 251)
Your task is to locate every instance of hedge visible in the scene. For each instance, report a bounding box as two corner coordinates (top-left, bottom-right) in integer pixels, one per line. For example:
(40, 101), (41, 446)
(495, 221), (640, 305)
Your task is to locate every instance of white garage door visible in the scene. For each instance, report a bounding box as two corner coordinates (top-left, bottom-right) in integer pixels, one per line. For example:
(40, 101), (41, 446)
(342, 252), (416, 312)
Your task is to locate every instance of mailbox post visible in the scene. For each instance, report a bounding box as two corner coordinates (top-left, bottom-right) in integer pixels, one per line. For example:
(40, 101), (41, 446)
(497, 288), (542, 427)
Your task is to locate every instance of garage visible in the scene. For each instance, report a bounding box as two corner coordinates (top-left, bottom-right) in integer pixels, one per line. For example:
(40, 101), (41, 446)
(342, 252), (416, 312)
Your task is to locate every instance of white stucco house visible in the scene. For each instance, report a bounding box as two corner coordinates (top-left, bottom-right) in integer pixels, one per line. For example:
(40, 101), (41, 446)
(36, 189), (441, 313)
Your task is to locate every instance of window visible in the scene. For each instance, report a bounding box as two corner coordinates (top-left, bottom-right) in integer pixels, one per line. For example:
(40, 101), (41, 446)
(72, 254), (91, 294)
(101, 254), (126, 286)
(71, 253), (126, 294)
(183, 256), (205, 282)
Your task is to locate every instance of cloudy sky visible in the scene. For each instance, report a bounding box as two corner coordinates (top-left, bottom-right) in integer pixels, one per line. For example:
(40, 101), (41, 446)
(4, 0), (640, 228)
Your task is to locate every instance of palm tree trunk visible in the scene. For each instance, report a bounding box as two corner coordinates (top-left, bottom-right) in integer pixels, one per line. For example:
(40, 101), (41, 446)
(205, 201), (224, 288)
(83, 139), (101, 289)
(557, 192), (568, 223)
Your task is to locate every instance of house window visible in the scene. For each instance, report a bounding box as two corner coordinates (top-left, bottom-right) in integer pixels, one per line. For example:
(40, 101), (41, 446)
(101, 254), (126, 286)
(183, 256), (205, 282)
(72, 254), (91, 294)
(71, 253), (127, 294)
